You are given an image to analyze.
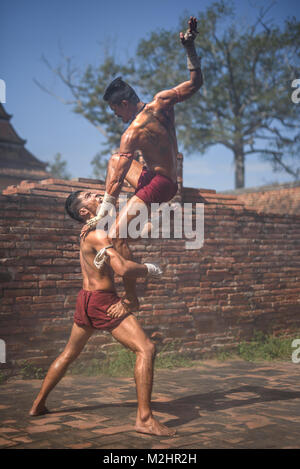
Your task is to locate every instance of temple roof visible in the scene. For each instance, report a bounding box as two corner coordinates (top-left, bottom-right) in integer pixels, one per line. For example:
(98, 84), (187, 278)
(0, 104), (48, 172)
(0, 103), (12, 121)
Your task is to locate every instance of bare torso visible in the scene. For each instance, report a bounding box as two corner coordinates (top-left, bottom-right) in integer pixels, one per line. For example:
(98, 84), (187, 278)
(80, 234), (116, 292)
(127, 100), (178, 182)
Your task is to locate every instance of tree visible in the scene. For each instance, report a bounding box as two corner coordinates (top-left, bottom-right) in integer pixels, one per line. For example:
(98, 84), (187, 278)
(90, 152), (108, 180)
(37, 1), (300, 189)
(133, 1), (300, 188)
(47, 153), (71, 179)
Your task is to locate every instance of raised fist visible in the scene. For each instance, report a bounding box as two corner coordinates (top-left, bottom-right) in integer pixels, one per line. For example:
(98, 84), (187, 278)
(180, 16), (198, 47)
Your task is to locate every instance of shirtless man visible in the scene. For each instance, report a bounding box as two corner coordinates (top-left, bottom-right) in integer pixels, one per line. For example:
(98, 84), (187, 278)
(82, 17), (203, 308)
(29, 190), (175, 437)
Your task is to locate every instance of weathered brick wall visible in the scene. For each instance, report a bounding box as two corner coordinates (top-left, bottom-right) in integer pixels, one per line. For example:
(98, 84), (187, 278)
(221, 182), (300, 215)
(1, 178), (300, 371)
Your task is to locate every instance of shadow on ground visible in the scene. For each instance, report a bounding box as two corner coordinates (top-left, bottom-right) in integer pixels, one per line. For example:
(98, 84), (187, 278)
(48, 384), (300, 428)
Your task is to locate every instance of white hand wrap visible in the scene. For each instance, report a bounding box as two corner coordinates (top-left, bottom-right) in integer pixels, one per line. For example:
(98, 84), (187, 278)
(87, 192), (116, 228)
(94, 244), (114, 270)
(145, 263), (163, 279)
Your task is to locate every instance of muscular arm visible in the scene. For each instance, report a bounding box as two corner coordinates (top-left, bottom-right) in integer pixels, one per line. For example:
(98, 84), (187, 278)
(88, 231), (147, 278)
(105, 130), (138, 199)
(154, 68), (203, 107)
(154, 16), (202, 107)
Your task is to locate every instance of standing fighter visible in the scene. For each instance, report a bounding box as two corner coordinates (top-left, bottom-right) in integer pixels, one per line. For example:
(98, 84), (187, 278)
(29, 190), (175, 437)
(83, 17), (202, 309)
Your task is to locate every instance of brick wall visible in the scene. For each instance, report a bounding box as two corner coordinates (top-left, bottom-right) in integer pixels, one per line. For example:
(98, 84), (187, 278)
(221, 182), (300, 215)
(1, 177), (300, 371)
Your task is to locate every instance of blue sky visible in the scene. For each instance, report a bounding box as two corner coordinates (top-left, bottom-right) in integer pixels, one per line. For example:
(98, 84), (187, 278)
(1, 0), (299, 191)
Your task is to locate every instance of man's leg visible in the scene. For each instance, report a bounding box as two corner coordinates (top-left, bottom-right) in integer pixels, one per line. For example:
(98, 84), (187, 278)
(109, 195), (151, 308)
(29, 323), (94, 416)
(107, 155), (149, 306)
(111, 314), (176, 436)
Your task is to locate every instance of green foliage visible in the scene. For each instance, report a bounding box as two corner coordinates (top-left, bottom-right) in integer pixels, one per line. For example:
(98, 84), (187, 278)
(69, 341), (193, 378)
(18, 361), (46, 380)
(216, 330), (300, 362)
(43, 0), (300, 188)
(70, 56), (136, 156)
(69, 347), (135, 378)
(47, 152), (71, 179)
(134, 1), (300, 187)
(90, 152), (109, 180)
(155, 343), (193, 370)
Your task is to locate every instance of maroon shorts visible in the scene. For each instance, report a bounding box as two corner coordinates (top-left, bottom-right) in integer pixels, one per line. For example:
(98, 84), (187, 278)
(135, 166), (178, 204)
(74, 289), (131, 331)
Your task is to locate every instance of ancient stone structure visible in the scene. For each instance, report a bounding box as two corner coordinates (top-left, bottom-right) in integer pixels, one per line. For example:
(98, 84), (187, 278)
(221, 182), (300, 215)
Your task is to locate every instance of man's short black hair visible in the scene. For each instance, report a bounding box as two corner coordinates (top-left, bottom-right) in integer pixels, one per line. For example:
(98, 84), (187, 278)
(65, 190), (84, 223)
(103, 76), (139, 105)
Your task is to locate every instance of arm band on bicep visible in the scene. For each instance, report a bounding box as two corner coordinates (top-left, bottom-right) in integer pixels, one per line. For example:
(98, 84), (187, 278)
(172, 87), (182, 103)
(94, 244), (114, 270)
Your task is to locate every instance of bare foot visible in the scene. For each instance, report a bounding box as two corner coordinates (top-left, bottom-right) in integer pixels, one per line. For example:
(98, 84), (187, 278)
(29, 402), (50, 417)
(135, 416), (176, 437)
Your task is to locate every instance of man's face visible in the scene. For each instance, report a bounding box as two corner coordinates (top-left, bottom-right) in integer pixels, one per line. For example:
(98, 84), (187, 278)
(79, 191), (102, 217)
(109, 101), (132, 123)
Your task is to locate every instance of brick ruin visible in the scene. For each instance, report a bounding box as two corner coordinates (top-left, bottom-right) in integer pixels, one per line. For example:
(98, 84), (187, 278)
(222, 181), (300, 216)
(1, 164), (300, 371)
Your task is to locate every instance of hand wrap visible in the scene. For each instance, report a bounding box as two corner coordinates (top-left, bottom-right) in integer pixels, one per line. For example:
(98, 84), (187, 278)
(87, 192), (116, 229)
(145, 263), (163, 279)
(182, 29), (201, 70)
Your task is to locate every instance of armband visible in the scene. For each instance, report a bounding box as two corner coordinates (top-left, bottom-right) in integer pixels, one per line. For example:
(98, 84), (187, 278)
(94, 244), (114, 270)
(173, 87), (182, 103)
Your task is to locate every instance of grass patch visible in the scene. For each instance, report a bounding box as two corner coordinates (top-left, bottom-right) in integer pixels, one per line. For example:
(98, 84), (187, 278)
(0, 371), (6, 385)
(69, 348), (136, 378)
(2, 331), (299, 383)
(216, 331), (300, 362)
(18, 361), (46, 380)
(69, 341), (194, 378)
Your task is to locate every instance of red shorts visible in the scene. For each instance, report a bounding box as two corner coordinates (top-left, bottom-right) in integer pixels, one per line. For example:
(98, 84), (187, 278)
(74, 289), (130, 331)
(135, 166), (178, 204)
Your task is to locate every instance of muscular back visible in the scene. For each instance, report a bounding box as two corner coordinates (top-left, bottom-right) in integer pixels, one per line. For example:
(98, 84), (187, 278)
(128, 99), (178, 182)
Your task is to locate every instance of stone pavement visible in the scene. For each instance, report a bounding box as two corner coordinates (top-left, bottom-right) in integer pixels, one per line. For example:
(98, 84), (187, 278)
(1, 360), (300, 449)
